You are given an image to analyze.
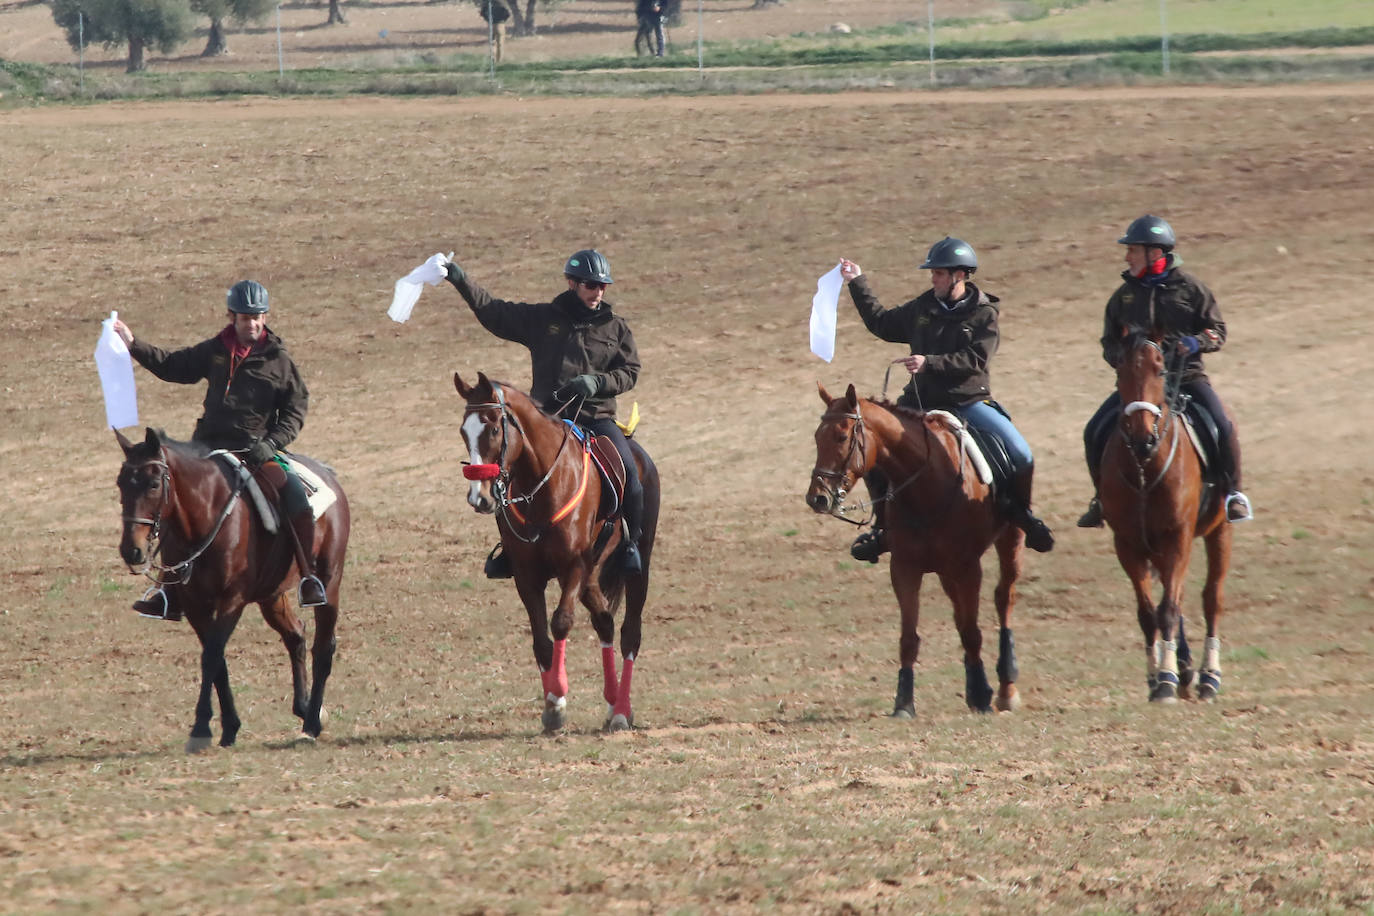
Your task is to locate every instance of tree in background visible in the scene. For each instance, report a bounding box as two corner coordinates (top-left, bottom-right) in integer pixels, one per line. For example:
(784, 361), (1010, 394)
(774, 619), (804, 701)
(50, 0), (193, 72)
(191, 0), (275, 56)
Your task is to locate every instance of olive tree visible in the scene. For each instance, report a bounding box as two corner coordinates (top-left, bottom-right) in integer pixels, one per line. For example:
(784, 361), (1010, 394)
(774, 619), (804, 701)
(191, 0), (275, 56)
(50, 0), (193, 72)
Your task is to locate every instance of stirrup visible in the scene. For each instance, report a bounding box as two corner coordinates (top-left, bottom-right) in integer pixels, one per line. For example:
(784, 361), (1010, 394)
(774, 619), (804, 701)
(1076, 497), (1104, 528)
(850, 529), (886, 564)
(1225, 491), (1253, 522)
(133, 586), (179, 621)
(484, 543), (513, 579)
(298, 575), (327, 607)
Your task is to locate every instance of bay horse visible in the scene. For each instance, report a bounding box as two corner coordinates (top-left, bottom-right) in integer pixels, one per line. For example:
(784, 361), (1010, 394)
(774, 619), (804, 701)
(1100, 329), (1230, 703)
(807, 383), (1026, 716)
(115, 428), (349, 751)
(453, 372), (660, 733)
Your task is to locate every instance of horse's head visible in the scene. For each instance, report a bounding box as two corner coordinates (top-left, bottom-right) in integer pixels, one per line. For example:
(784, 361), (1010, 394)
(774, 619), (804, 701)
(454, 371), (524, 514)
(807, 382), (871, 516)
(1115, 327), (1170, 460)
(115, 427), (171, 570)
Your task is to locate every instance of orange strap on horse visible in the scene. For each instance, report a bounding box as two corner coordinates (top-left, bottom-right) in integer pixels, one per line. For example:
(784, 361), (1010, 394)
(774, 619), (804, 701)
(505, 447), (590, 527)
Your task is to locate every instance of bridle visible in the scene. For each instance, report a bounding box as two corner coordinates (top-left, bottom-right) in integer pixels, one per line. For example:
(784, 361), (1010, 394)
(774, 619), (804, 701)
(120, 447), (244, 585)
(811, 401), (940, 526)
(1117, 337), (1188, 492)
(463, 384), (585, 543)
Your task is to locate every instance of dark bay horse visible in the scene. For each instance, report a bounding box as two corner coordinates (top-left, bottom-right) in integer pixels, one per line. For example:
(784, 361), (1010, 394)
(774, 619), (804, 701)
(454, 372), (660, 733)
(115, 428), (349, 751)
(807, 383), (1026, 716)
(1101, 330), (1231, 703)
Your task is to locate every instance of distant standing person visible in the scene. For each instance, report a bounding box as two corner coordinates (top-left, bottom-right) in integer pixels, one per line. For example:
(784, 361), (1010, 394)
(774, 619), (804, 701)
(838, 237), (1055, 561)
(479, 0), (510, 63)
(635, 0), (665, 57)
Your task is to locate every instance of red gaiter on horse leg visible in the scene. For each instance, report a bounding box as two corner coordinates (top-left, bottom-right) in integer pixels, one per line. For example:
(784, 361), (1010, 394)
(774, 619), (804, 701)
(601, 643), (619, 705)
(541, 639), (569, 700)
(612, 654), (635, 720)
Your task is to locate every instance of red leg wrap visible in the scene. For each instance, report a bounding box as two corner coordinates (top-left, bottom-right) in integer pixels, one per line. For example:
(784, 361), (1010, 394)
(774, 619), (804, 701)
(541, 639), (569, 699)
(601, 644), (619, 706)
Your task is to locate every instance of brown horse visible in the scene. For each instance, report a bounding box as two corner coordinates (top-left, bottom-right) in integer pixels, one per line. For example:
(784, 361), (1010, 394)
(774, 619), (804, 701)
(453, 372), (660, 733)
(807, 383), (1025, 716)
(115, 428), (349, 751)
(1100, 329), (1230, 703)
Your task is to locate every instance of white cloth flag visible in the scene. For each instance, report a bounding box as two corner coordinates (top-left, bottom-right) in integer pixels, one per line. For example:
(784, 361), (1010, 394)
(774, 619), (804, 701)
(94, 310), (139, 429)
(809, 262), (844, 362)
(388, 252), (453, 323)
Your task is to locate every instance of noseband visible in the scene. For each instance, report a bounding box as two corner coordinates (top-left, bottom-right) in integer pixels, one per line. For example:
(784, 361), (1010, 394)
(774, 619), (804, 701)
(120, 448), (245, 585)
(811, 407), (871, 524)
(1117, 338), (1184, 491)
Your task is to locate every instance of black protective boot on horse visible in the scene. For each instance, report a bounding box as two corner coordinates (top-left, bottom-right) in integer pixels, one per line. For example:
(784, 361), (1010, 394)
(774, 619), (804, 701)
(1004, 467), (1054, 553)
(849, 472), (889, 563)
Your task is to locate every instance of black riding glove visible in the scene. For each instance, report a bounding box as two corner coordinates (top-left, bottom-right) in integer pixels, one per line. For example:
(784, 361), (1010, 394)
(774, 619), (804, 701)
(445, 260), (465, 285)
(247, 438), (277, 467)
(555, 374), (600, 402)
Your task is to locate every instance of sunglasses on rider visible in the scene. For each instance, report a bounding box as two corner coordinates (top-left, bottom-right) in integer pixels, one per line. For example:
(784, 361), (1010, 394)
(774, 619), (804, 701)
(578, 280), (607, 290)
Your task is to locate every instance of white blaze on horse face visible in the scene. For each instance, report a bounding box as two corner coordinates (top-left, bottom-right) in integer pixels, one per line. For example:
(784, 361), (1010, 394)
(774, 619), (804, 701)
(461, 411), (489, 508)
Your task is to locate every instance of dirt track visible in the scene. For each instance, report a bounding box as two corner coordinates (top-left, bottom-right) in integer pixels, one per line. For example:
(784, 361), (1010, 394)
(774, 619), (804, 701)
(3, 84), (1374, 912)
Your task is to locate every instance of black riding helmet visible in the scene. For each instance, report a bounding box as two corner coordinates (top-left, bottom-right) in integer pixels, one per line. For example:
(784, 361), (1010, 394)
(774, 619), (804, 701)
(1118, 215), (1176, 249)
(226, 280), (270, 315)
(563, 249), (613, 285)
(919, 237), (978, 274)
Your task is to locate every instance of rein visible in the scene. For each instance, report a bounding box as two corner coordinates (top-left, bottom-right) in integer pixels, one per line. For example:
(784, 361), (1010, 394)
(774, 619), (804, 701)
(811, 401), (948, 525)
(122, 449), (247, 585)
(468, 384), (586, 543)
(1115, 337), (1190, 551)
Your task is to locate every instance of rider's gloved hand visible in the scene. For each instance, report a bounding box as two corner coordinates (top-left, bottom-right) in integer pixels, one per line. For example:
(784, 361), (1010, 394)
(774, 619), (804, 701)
(1177, 335), (1200, 356)
(247, 438), (277, 467)
(555, 374), (600, 402)
(445, 259), (465, 285)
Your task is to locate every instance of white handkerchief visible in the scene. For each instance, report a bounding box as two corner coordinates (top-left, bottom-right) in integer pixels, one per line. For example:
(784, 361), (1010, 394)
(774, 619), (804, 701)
(94, 310), (139, 429)
(388, 252), (452, 323)
(809, 263), (844, 362)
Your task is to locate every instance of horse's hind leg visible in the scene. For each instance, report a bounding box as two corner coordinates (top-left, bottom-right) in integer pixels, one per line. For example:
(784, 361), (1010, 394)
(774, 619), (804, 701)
(940, 565), (992, 713)
(260, 594), (311, 726)
(304, 602), (338, 737)
(991, 529), (1023, 712)
(1198, 523), (1232, 700)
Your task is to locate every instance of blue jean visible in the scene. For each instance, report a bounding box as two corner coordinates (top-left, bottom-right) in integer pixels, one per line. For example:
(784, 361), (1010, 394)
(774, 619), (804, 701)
(961, 399), (1033, 470)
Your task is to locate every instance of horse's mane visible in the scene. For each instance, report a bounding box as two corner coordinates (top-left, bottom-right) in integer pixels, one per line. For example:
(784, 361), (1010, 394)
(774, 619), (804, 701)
(873, 399), (928, 423)
(124, 429), (212, 462)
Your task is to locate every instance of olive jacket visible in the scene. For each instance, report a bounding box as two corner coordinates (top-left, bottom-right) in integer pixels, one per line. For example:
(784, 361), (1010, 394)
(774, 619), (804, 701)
(1101, 254), (1226, 384)
(847, 276), (999, 410)
(450, 275), (641, 424)
(128, 327), (309, 451)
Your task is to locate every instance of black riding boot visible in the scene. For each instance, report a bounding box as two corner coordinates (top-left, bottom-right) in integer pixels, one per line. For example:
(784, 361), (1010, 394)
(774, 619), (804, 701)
(289, 508), (327, 607)
(484, 543), (513, 579)
(621, 483), (645, 573)
(850, 473), (890, 563)
(1007, 468), (1054, 553)
(1078, 398), (1114, 528)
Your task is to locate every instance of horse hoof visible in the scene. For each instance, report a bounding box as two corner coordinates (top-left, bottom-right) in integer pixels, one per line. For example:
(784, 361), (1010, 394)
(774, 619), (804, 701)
(185, 735), (213, 754)
(996, 691), (1021, 713)
(605, 713), (632, 733)
(541, 706), (566, 733)
(889, 706), (916, 720)
(1149, 685), (1179, 704)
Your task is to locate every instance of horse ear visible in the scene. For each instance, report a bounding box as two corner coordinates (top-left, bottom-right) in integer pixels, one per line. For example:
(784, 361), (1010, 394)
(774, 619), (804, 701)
(817, 381), (832, 405)
(143, 427), (160, 450)
(476, 371), (492, 394)
(844, 383), (859, 408)
(454, 372), (469, 397)
(115, 428), (134, 455)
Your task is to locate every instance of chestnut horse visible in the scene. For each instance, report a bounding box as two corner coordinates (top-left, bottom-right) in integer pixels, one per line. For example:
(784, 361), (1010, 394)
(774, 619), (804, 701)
(1101, 330), (1230, 703)
(453, 372), (660, 733)
(115, 428), (349, 751)
(807, 383), (1026, 716)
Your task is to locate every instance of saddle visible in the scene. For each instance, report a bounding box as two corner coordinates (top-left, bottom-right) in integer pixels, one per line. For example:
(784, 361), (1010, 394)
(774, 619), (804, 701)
(562, 421), (628, 522)
(209, 451), (338, 532)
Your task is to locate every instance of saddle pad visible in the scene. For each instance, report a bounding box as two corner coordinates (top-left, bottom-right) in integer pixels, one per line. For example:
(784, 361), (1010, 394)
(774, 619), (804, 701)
(282, 454), (339, 520)
(925, 410), (994, 485)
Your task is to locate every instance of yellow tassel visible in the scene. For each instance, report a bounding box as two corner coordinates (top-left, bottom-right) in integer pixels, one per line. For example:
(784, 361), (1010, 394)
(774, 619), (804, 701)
(615, 401), (641, 437)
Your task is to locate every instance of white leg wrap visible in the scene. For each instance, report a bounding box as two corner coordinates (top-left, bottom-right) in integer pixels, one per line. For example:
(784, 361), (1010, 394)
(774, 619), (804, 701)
(1158, 640), (1178, 676)
(1203, 636), (1222, 674)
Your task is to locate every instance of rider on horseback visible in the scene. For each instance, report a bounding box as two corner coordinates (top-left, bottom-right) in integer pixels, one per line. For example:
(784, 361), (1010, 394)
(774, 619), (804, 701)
(442, 249), (645, 578)
(838, 236), (1055, 561)
(1076, 215), (1252, 528)
(113, 280), (326, 618)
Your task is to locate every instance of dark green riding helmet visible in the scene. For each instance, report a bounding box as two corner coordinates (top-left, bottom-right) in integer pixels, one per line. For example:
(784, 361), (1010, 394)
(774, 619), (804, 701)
(563, 249), (613, 285)
(919, 237), (978, 273)
(226, 280), (270, 315)
(1118, 214), (1176, 249)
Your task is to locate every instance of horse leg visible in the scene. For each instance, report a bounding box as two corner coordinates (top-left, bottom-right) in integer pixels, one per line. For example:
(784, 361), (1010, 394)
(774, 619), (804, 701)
(514, 572), (565, 733)
(303, 602), (339, 738)
(1150, 539), (1194, 705)
(188, 613), (241, 753)
(939, 565), (992, 713)
(1113, 533), (1162, 700)
(991, 528), (1023, 711)
(259, 594), (311, 724)
(1198, 522), (1232, 700)
(1175, 616), (1194, 699)
(889, 562), (923, 719)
